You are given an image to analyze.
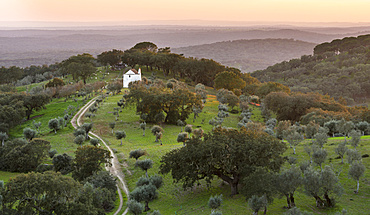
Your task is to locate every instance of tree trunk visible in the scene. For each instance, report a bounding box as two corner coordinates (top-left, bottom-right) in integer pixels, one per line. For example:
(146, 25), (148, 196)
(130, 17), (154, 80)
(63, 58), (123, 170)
(264, 205), (267, 215)
(229, 181), (239, 196)
(341, 157), (344, 164)
(314, 195), (324, 208)
(357, 180), (360, 193)
(285, 194), (292, 208)
(324, 192), (333, 207)
(289, 193), (295, 207)
(293, 147), (296, 154)
(144, 201), (150, 212)
(145, 170), (148, 178)
(217, 173), (240, 196)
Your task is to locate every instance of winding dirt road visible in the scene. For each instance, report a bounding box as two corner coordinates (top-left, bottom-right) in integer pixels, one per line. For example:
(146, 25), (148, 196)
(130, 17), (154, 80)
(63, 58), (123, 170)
(71, 98), (129, 215)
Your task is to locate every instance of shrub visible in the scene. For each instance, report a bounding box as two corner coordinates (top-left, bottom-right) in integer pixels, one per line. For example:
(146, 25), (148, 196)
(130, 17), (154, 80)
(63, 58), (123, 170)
(208, 194), (223, 209)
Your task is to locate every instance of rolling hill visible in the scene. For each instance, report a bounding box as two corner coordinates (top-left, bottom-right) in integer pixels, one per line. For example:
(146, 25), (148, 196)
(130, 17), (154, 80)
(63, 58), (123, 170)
(1, 25), (370, 68)
(251, 34), (370, 104)
(173, 39), (316, 72)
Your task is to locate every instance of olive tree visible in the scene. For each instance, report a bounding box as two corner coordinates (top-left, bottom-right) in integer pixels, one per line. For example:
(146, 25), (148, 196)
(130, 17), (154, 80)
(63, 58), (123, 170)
(248, 195), (267, 215)
(303, 166), (343, 208)
(346, 149), (361, 164)
(151, 125), (163, 143)
(81, 123), (93, 140)
(348, 161), (366, 194)
(177, 132), (188, 146)
(335, 142), (348, 164)
(48, 118), (59, 134)
(177, 119), (185, 132)
(74, 135), (85, 145)
(208, 194), (223, 210)
(115, 131), (126, 146)
(349, 130), (361, 149)
(136, 159), (153, 178)
(140, 122), (146, 136)
(109, 122), (116, 134)
(90, 138), (100, 146)
(285, 131), (304, 154)
(275, 165), (302, 209)
(312, 148), (327, 172)
(129, 183), (157, 212)
(32, 120), (42, 133)
(184, 124), (193, 136)
(23, 128), (36, 141)
(127, 199), (144, 215)
(314, 132), (328, 148)
(129, 149), (147, 161)
(305, 121), (320, 144)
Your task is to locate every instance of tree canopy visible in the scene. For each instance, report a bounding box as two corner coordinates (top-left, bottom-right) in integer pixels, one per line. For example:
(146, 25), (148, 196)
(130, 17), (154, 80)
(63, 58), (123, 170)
(126, 81), (203, 124)
(214, 71), (246, 91)
(159, 127), (287, 196)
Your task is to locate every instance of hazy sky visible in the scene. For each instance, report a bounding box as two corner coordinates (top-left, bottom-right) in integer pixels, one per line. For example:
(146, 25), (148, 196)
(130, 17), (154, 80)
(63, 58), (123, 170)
(1, 0), (370, 25)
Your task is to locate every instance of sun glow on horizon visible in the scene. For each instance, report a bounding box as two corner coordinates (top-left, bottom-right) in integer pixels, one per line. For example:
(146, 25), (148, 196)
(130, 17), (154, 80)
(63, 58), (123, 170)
(1, 0), (370, 25)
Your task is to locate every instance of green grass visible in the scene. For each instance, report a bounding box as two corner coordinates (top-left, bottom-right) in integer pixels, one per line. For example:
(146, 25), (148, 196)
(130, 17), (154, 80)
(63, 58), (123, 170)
(86, 92), (370, 215)
(0, 171), (20, 183)
(9, 97), (85, 139)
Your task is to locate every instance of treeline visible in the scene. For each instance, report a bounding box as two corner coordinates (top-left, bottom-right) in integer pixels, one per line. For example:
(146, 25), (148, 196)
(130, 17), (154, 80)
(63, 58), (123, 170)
(0, 64), (60, 86)
(264, 91), (370, 124)
(107, 42), (229, 87)
(252, 34), (370, 104)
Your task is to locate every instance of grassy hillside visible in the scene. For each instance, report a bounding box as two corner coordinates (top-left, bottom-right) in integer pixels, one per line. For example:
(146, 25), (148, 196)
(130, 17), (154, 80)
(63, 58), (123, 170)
(86, 91), (370, 215)
(251, 34), (370, 104)
(2, 69), (369, 215)
(173, 39), (316, 72)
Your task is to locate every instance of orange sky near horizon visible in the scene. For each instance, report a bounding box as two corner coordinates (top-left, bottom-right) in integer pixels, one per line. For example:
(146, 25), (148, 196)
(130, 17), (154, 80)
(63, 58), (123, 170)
(1, 0), (370, 24)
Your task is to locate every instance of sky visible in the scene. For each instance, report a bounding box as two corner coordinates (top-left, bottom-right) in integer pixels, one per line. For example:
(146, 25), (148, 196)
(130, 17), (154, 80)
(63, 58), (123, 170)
(1, 0), (370, 26)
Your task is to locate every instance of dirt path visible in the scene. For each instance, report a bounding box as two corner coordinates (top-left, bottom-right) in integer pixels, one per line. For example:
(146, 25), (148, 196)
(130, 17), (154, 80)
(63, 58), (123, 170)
(71, 98), (129, 215)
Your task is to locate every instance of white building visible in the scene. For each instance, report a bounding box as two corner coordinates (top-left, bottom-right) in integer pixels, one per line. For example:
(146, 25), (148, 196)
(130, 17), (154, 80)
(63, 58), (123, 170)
(123, 68), (141, 88)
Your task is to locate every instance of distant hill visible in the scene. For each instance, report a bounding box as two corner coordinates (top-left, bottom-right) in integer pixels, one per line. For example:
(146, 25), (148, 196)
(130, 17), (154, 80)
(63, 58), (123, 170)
(173, 39), (316, 72)
(251, 34), (370, 104)
(1, 26), (370, 68)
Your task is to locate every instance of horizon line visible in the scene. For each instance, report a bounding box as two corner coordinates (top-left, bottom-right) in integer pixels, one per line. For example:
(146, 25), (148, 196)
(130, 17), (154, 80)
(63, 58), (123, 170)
(2, 20), (370, 28)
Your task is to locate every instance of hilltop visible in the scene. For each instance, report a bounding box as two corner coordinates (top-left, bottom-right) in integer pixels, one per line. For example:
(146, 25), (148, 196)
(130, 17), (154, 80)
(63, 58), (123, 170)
(173, 38), (316, 72)
(251, 34), (370, 104)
